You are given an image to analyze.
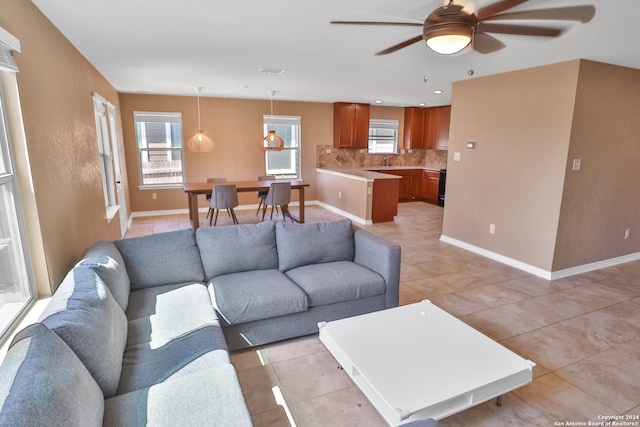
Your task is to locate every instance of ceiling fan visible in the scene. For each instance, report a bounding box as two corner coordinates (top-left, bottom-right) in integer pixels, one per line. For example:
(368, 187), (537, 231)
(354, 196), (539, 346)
(331, 0), (595, 56)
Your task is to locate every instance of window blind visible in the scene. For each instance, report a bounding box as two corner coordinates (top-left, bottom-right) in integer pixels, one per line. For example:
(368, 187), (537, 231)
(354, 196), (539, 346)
(0, 27), (20, 73)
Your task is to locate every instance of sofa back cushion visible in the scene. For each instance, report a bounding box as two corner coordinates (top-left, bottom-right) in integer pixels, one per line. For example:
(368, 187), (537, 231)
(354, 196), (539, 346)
(38, 266), (127, 398)
(114, 229), (205, 289)
(77, 240), (130, 311)
(276, 219), (354, 271)
(0, 323), (104, 426)
(196, 221), (278, 279)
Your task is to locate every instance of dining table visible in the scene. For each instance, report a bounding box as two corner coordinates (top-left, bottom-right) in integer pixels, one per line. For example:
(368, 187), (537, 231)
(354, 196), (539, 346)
(182, 179), (309, 230)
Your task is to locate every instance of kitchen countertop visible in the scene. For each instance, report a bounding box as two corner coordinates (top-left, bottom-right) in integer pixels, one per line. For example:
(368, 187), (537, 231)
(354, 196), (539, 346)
(317, 166), (441, 181)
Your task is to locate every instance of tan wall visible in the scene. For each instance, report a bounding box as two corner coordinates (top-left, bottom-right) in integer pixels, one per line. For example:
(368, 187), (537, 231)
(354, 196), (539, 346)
(442, 61), (580, 271)
(118, 96), (406, 213)
(552, 60), (640, 269)
(118, 94), (334, 211)
(316, 171), (371, 222)
(0, 1), (127, 292)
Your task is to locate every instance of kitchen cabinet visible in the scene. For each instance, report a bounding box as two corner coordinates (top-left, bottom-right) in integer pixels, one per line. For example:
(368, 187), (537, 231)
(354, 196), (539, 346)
(403, 105), (451, 150)
(420, 170), (440, 203)
(403, 107), (427, 149)
(434, 105), (451, 150)
(383, 169), (421, 202)
(333, 102), (370, 149)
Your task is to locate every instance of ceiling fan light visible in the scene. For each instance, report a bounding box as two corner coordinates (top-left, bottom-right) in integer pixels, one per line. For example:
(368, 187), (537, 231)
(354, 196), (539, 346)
(426, 34), (471, 55)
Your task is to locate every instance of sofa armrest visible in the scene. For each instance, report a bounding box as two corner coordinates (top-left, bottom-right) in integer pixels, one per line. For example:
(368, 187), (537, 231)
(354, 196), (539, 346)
(353, 229), (401, 308)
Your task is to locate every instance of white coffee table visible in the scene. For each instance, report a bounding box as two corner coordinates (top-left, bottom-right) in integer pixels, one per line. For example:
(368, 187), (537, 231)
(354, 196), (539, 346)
(318, 300), (535, 425)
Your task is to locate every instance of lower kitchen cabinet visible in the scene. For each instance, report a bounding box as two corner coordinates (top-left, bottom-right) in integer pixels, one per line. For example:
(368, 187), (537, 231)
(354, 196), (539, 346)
(383, 168), (440, 203)
(420, 170), (440, 203)
(383, 169), (421, 202)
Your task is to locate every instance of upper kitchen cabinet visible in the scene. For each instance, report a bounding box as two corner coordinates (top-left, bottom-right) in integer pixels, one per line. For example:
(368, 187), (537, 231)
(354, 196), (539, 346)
(333, 102), (370, 149)
(403, 107), (427, 149)
(403, 105), (451, 150)
(434, 105), (451, 150)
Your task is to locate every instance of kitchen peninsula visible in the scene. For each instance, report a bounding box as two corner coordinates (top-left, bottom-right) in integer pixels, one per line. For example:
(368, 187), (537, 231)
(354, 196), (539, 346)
(316, 166), (442, 224)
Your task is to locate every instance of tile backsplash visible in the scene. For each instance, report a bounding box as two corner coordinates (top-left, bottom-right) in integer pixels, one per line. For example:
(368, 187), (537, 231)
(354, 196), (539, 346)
(316, 145), (448, 170)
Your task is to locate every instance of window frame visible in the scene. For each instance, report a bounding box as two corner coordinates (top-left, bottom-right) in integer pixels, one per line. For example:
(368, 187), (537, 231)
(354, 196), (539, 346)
(263, 115), (301, 178)
(368, 119), (399, 154)
(93, 93), (119, 221)
(133, 111), (185, 189)
(0, 81), (36, 343)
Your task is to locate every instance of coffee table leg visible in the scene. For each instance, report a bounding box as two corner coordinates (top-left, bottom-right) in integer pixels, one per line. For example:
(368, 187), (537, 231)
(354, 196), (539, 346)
(496, 395), (503, 407)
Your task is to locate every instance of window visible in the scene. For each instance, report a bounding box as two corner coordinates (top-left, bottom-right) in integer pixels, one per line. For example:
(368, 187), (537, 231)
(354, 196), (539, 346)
(263, 115), (301, 178)
(133, 112), (184, 187)
(368, 119), (398, 154)
(0, 83), (35, 342)
(93, 93), (119, 221)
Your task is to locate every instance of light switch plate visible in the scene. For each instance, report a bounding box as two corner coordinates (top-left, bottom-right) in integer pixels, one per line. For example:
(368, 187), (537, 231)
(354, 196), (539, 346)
(572, 158), (581, 171)
(453, 152), (461, 161)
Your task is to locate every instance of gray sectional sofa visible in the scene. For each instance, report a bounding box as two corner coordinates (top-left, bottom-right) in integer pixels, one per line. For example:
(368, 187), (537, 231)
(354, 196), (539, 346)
(0, 218), (401, 426)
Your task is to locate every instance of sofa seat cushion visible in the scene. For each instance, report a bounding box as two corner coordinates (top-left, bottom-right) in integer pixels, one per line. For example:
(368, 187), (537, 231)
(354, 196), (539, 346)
(114, 230), (205, 290)
(77, 240), (130, 311)
(209, 269), (308, 325)
(126, 282), (214, 321)
(38, 265), (127, 398)
(196, 221), (278, 280)
(0, 323), (104, 427)
(105, 364), (252, 427)
(285, 261), (386, 307)
(276, 219), (354, 271)
(118, 283), (229, 394)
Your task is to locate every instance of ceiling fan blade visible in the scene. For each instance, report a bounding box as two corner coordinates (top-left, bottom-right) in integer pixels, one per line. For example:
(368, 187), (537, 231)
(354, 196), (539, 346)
(483, 5), (596, 23)
(476, 0), (529, 20)
(330, 20), (422, 27)
(478, 22), (563, 37)
(375, 35), (424, 56)
(473, 32), (506, 54)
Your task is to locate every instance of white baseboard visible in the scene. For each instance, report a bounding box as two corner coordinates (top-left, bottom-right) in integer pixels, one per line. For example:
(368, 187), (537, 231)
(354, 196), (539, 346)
(548, 252), (640, 280)
(314, 201), (372, 226)
(440, 234), (640, 280)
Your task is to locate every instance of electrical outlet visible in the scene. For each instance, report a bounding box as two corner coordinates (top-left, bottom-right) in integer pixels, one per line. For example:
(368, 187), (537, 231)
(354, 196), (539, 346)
(489, 224), (495, 234)
(625, 228), (631, 240)
(338, 191), (342, 199)
(152, 193), (157, 200)
(453, 152), (461, 162)
(325, 148), (332, 154)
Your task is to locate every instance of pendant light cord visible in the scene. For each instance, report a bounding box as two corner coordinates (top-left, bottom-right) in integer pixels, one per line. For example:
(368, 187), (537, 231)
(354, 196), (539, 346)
(197, 89), (202, 130)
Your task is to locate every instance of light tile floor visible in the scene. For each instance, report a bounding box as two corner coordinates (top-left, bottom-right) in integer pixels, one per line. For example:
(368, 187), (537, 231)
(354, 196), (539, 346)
(126, 202), (640, 426)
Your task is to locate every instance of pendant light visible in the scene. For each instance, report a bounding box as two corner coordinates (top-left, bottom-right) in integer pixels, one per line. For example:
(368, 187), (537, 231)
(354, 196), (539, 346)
(187, 87), (213, 152)
(261, 90), (284, 151)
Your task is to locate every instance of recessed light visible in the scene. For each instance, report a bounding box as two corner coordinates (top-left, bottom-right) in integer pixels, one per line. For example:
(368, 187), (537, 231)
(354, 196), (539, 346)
(418, 102), (426, 107)
(259, 67), (285, 75)
(375, 100), (383, 104)
(434, 90), (443, 95)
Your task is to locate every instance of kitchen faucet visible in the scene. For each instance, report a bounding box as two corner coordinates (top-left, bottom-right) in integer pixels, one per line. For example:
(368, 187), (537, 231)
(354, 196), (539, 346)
(383, 155), (387, 166)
